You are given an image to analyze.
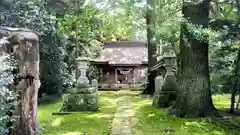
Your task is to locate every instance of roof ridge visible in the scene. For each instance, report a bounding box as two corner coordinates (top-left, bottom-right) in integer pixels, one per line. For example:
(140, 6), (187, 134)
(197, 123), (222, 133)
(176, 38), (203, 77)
(104, 40), (147, 48)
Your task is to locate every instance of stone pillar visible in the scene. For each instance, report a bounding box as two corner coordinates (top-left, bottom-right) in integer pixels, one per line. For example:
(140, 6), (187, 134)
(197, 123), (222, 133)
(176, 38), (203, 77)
(154, 75), (164, 92)
(91, 79), (98, 89)
(152, 75), (164, 107)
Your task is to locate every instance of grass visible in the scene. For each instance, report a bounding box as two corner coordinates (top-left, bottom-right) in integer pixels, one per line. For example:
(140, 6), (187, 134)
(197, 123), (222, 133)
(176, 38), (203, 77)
(37, 91), (120, 135)
(38, 91), (240, 135)
(132, 94), (240, 135)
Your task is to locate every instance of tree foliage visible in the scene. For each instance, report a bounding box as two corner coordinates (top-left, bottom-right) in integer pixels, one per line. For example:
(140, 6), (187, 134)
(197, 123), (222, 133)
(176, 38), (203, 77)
(0, 0), (70, 95)
(0, 54), (17, 132)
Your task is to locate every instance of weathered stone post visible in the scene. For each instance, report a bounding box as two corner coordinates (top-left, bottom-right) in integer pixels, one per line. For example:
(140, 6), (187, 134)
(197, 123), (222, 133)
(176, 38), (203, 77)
(91, 79), (98, 89)
(152, 75), (164, 107)
(152, 54), (178, 108)
(60, 57), (99, 112)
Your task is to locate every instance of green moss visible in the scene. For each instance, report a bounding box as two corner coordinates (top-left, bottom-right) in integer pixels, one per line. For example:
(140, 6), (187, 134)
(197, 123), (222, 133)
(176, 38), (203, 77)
(60, 93), (99, 112)
(132, 94), (240, 135)
(38, 91), (119, 135)
(38, 91), (240, 135)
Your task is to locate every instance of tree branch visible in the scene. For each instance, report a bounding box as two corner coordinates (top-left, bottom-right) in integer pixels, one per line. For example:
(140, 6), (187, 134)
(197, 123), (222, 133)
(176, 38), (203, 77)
(209, 19), (240, 40)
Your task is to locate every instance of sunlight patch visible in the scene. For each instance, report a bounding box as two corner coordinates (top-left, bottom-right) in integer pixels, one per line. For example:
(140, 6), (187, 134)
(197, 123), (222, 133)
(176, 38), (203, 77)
(85, 113), (112, 118)
(210, 130), (225, 135)
(51, 117), (64, 126)
(185, 121), (201, 126)
(185, 121), (206, 129)
(64, 132), (82, 135)
(147, 113), (155, 117)
(101, 98), (118, 103)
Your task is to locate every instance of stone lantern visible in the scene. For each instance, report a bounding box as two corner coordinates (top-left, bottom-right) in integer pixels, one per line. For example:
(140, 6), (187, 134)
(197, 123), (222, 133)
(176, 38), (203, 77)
(76, 57), (90, 86)
(59, 57), (99, 112)
(152, 53), (178, 108)
(163, 54), (176, 76)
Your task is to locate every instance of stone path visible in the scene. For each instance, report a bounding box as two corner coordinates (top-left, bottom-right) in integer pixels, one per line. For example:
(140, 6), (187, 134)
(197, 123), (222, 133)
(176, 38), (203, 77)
(110, 91), (138, 135)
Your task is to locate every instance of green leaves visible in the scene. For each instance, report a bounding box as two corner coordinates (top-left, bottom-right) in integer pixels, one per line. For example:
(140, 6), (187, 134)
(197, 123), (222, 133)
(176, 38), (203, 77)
(0, 54), (17, 131)
(58, 5), (103, 59)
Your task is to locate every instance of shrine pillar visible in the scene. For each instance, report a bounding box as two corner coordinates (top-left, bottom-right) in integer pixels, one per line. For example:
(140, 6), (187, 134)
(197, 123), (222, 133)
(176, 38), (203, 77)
(132, 68), (135, 87)
(115, 68), (118, 84)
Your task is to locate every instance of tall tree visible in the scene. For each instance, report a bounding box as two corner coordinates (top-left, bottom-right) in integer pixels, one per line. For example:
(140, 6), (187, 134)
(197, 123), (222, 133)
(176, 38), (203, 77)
(143, 0), (157, 95)
(230, 0), (240, 113)
(170, 0), (218, 117)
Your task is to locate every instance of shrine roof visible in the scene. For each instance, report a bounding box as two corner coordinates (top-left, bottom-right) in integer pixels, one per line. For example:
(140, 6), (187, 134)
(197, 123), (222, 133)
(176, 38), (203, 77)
(93, 40), (148, 65)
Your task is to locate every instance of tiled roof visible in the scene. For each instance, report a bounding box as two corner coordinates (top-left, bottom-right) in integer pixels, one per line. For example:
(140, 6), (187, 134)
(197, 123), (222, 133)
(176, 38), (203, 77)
(95, 41), (148, 65)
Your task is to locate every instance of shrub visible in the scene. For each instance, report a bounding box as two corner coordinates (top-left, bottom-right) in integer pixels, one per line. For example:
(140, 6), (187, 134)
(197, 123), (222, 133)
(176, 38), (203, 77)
(0, 54), (17, 132)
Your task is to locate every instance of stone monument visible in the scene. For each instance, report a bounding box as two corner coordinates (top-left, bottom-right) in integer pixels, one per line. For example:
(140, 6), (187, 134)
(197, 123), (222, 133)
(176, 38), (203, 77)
(152, 54), (178, 108)
(60, 57), (99, 112)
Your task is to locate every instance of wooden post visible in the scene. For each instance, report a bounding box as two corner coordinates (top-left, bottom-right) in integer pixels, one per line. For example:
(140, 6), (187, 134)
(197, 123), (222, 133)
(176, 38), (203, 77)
(115, 68), (118, 84)
(133, 68), (135, 88)
(99, 68), (103, 82)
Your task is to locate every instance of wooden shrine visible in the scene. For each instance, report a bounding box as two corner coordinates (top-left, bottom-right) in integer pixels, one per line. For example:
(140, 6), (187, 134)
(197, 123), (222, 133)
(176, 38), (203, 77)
(91, 40), (148, 88)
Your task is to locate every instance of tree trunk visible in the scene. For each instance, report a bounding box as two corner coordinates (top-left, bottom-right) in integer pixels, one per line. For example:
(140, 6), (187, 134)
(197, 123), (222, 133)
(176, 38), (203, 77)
(230, 50), (240, 113)
(16, 36), (40, 135)
(0, 28), (40, 135)
(169, 0), (218, 117)
(143, 0), (157, 95)
(236, 94), (240, 110)
(229, 0), (240, 114)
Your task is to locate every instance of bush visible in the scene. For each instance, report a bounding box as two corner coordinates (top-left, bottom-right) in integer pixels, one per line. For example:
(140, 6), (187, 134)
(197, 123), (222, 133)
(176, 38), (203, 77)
(87, 64), (100, 81)
(0, 54), (17, 132)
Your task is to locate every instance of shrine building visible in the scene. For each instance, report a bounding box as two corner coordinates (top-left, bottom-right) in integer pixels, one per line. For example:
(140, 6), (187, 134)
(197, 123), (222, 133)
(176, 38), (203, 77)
(91, 40), (148, 88)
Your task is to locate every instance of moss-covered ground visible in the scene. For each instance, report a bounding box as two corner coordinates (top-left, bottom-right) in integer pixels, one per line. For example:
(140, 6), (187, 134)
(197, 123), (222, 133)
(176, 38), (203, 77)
(132, 94), (240, 135)
(38, 91), (119, 135)
(38, 92), (240, 135)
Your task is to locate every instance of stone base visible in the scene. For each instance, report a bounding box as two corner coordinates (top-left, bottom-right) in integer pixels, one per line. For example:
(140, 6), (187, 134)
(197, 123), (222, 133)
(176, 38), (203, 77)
(152, 92), (176, 108)
(66, 87), (97, 94)
(60, 92), (99, 112)
(153, 74), (178, 108)
(0, 132), (8, 135)
(100, 84), (110, 88)
(152, 94), (169, 108)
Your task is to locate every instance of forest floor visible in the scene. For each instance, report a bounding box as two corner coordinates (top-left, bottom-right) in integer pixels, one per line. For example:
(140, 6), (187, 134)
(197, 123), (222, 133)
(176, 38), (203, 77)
(38, 91), (240, 135)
